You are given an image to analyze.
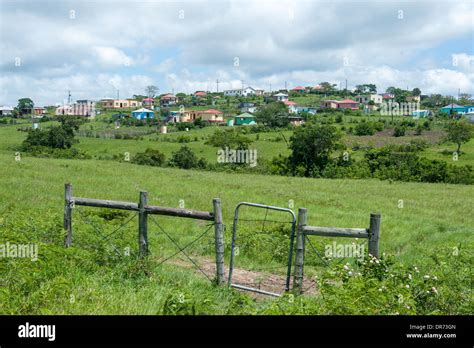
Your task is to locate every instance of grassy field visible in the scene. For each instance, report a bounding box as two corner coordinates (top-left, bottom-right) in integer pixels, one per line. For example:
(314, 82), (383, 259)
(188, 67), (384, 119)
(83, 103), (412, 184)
(0, 118), (472, 315)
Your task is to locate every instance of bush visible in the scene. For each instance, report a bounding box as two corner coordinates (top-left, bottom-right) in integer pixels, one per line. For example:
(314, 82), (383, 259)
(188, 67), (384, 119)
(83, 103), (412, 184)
(393, 126), (406, 137)
(169, 145), (207, 169)
(132, 148), (166, 167)
(354, 121), (375, 136)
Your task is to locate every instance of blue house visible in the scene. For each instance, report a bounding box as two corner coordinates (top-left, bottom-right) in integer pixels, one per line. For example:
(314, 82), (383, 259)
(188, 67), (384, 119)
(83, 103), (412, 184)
(411, 110), (431, 118)
(132, 108), (154, 120)
(439, 104), (466, 115)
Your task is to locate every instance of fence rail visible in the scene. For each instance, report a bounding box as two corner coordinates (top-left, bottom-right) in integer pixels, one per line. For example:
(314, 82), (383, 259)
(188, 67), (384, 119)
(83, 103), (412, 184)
(293, 208), (381, 294)
(63, 183), (225, 284)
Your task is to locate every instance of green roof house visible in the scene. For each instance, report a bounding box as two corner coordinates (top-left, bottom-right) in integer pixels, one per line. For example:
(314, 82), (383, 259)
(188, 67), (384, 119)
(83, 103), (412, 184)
(234, 112), (257, 126)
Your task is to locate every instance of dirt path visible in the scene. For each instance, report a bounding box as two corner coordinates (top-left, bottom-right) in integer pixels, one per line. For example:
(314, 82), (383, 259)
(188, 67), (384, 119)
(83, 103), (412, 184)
(168, 256), (317, 298)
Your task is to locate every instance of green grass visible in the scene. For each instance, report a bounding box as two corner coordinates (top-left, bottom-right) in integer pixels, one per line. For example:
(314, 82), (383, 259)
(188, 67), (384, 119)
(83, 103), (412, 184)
(0, 118), (472, 315)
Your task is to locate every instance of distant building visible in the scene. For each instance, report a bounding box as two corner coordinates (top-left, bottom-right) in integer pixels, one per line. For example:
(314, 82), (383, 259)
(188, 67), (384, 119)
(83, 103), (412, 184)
(355, 94), (383, 105)
(181, 109), (224, 123)
(289, 116), (305, 126)
(0, 106), (14, 116)
(291, 86), (306, 93)
(55, 105), (73, 116)
(234, 112), (257, 126)
(72, 100), (96, 118)
(380, 93), (395, 100)
(160, 94), (178, 107)
(101, 99), (141, 109)
(238, 102), (257, 114)
(224, 87), (256, 97)
(439, 104), (466, 115)
(33, 107), (46, 116)
(406, 96), (421, 103)
(272, 93), (289, 102)
(322, 99), (359, 110)
(194, 91), (207, 97)
(142, 98), (156, 108)
(132, 108), (154, 120)
(411, 110), (432, 118)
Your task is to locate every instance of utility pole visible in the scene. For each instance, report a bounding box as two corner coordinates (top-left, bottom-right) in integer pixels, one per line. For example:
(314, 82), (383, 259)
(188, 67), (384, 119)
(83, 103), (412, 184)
(345, 79), (347, 97)
(284, 81), (287, 90)
(216, 79), (219, 93)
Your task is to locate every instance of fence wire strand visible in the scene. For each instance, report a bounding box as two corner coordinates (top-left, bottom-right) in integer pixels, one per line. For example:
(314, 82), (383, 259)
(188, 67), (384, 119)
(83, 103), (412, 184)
(149, 216), (214, 282)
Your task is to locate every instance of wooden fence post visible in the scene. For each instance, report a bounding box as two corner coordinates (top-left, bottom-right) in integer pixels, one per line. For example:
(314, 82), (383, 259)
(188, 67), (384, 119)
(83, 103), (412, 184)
(138, 191), (149, 256)
(368, 213), (381, 258)
(64, 183), (73, 247)
(293, 208), (307, 294)
(213, 198), (225, 285)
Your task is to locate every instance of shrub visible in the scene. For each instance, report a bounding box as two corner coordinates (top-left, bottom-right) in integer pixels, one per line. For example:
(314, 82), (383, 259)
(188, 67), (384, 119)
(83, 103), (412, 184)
(393, 126), (406, 137)
(169, 145), (206, 169)
(132, 148), (166, 167)
(354, 121), (375, 136)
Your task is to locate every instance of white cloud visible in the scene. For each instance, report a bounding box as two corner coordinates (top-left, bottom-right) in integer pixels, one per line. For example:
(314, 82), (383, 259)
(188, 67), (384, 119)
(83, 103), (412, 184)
(0, 0), (473, 104)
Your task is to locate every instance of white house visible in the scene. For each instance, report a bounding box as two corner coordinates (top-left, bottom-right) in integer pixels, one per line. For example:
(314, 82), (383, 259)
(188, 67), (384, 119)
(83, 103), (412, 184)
(355, 94), (383, 105)
(0, 106), (14, 116)
(273, 93), (289, 102)
(224, 87), (256, 97)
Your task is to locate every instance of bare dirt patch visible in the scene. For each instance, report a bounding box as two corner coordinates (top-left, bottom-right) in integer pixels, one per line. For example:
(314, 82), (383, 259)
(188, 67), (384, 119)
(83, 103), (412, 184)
(168, 256), (317, 298)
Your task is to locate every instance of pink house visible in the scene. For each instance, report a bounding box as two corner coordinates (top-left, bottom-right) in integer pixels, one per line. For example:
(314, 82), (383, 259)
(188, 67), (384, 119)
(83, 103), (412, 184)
(142, 97), (156, 108)
(322, 99), (359, 110)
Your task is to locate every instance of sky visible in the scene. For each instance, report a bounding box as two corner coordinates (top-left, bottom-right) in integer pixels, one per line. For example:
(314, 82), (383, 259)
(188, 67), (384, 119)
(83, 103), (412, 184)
(0, 0), (473, 106)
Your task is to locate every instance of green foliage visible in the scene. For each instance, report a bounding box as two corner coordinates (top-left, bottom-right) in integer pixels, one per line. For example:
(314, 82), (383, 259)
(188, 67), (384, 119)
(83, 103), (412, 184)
(445, 121), (472, 153)
(205, 128), (253, 150)
(393, 125), (406, 137)
(169, 145), (207, 169)
(354, 121), (375, 136)
(289, 124), (342, 176)
(17, 98), (34, 115)
(133, 148), (166, 167)
(254, 102), (290, 128)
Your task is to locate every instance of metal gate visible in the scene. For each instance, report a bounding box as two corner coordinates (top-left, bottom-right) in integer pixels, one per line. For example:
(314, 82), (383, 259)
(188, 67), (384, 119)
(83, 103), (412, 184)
(228, 202), (296, 297)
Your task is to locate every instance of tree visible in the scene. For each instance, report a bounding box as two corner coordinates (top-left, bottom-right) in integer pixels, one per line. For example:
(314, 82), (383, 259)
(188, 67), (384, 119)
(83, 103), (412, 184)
(289, 124), (342, 176)
(145, 85), (159, 98)
(133, 148), (166, 167)
(412, 88), (421, 96)
(445, 121), (472, 154)
(17, 98), (34, 115)
(319, 82), (337, 93)
(169, 145), (206, 169)
(355, 84), (377, 94)
(254, 102), (290, 128)
(205, 128), (252, 149)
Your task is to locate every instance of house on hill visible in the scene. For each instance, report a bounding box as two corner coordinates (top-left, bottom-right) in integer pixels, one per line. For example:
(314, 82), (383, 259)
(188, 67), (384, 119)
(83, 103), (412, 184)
(273, 93), (289, 102)
(238, 102), (257, 114)
(355, 94), (383, 105)
(142, 97), (156, 108)
(439, 104), (466, 115)
(132, 108), (154, 120)
(101, 99), (141, 109)
(0, 106), (14, 116)
(234, 112), (257, 125)
(160, 94), (178, 107)
(322, 99), (359, 110)
(224, 87), (257, 97)
(194, 91), (207, 97)
(291, 86), (306, 93)
(181, 109), (224, 123)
